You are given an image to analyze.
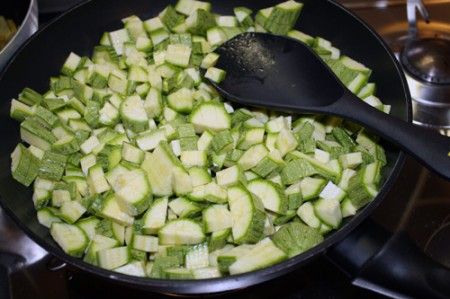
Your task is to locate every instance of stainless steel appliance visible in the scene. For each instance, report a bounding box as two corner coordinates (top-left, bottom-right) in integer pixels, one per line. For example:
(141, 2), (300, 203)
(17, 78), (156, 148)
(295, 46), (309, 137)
(0, 0), (38, 70)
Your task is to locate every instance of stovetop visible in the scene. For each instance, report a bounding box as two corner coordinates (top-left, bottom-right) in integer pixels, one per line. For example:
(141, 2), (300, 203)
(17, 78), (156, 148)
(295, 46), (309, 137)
(1, 1), (450, 298)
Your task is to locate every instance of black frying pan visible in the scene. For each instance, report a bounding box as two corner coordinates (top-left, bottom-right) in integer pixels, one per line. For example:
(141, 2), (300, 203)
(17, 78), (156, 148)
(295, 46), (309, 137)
(0, 0), (448, 297)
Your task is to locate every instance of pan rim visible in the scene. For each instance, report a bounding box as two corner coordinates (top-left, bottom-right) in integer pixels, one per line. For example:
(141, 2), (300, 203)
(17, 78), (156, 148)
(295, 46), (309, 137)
(0, 0), (411, 294)
(0, 0), (35, 56)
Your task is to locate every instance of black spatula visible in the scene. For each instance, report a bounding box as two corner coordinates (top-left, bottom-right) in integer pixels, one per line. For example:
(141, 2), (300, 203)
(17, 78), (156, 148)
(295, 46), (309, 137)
(208, 32), (450, 180)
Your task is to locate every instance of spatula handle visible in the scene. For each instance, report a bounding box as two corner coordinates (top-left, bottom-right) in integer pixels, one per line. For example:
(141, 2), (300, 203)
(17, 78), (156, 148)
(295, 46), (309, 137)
(332, 92), (450, 181)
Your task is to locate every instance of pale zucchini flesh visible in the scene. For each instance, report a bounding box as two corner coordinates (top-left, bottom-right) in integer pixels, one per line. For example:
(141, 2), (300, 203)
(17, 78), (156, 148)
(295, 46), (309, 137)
(9, 0), (388, 281)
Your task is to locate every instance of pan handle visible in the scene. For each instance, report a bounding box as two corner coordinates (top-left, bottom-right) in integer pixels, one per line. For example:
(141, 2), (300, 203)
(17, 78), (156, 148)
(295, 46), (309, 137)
(326, 219), (450, 299)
